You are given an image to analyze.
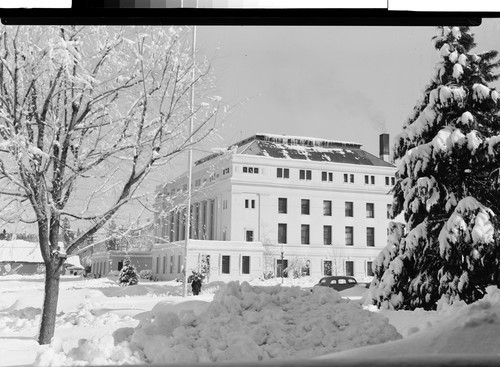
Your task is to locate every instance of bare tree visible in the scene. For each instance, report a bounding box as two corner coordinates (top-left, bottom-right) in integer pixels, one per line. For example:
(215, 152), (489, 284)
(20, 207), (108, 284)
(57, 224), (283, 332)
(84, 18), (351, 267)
(324, 245), (345, 276)
(0, 25), (221, 344)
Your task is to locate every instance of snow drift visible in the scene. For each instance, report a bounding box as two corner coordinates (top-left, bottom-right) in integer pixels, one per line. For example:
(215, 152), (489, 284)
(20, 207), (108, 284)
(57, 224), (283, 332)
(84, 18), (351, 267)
(35, 281), (401, 365)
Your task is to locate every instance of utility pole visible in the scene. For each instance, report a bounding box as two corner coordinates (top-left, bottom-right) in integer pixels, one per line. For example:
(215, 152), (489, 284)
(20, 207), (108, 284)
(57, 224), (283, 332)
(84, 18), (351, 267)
(182, 2), (197, 297)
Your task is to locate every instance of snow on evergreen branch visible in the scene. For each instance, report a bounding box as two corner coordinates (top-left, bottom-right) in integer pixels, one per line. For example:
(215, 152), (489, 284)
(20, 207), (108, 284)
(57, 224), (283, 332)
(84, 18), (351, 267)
(439, 196), (494, 260)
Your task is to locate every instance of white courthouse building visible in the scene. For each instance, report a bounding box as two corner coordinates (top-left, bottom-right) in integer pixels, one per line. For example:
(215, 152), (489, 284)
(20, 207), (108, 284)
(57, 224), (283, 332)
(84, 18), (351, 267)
(151, 133), (396, 282)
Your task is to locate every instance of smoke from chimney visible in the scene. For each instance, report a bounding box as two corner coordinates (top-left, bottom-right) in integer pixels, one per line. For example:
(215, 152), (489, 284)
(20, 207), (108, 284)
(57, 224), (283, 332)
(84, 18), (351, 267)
(379, 134), (390, 162)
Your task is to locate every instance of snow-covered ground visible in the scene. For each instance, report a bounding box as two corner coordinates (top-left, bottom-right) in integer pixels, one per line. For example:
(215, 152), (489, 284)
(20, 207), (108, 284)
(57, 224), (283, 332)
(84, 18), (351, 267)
(1, 275), (500, 366)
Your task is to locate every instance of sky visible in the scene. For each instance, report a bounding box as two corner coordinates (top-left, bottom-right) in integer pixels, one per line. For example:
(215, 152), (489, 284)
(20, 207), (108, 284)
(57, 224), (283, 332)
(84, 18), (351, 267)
(188, 20), (500, 159)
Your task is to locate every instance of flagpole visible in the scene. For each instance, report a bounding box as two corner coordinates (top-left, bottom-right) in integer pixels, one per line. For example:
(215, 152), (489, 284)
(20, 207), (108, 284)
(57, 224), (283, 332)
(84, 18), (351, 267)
(182, 2), (197, 298)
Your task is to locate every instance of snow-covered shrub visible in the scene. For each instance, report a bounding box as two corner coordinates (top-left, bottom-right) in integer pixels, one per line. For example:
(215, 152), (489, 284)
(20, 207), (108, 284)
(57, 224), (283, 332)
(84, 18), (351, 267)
(261, 271), (274, 280)
(139, 270), (153, 280)
(283, 257), (309, 278)
(118, 257), (139, 286)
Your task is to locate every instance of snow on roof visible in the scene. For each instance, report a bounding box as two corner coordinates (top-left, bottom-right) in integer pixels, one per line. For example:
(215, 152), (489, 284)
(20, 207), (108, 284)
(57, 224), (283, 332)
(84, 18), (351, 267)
(195, 134), (393, 167)
(0, 240), (43, 263)
(65, 255), (84, 270)
(254, 133), (362, 147)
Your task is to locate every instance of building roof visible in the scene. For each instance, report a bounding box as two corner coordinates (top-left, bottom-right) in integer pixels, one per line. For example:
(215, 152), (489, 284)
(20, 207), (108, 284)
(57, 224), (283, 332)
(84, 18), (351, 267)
(0, 240), (44, 263)
(195, 134), (393, 167)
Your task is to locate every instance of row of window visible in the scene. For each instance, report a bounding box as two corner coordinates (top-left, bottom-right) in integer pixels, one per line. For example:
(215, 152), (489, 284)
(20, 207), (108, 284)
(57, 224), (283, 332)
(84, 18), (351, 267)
(277, 259), (374, 277)
(278, 198), (392, 219)
(221, 255), (251, 274)
(323, 260), (374, 277)
(277, 223), (376, 246)
(277, 167), (395, 186)
(163, 167), (396, 197)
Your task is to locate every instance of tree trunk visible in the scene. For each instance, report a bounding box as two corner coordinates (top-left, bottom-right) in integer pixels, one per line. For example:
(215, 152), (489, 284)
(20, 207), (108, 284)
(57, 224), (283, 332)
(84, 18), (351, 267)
(38, 259), (61, 345)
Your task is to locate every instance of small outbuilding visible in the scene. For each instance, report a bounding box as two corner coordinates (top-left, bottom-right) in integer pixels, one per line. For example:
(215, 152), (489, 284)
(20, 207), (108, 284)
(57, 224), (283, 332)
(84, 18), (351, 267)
(0, 240), (44, 275)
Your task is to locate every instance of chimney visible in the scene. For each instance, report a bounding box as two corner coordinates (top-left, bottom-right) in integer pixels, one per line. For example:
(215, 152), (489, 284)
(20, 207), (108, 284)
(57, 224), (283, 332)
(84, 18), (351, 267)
(379, 133), (390, 162)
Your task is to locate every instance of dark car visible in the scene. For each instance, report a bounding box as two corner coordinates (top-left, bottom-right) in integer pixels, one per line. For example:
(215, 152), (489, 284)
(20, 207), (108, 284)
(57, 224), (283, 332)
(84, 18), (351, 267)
(314, 276), (358, 291)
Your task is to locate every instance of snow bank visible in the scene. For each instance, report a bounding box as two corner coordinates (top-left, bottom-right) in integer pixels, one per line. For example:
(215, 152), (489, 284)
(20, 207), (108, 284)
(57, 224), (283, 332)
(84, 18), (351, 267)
(321, 286), (500, 360)
(35, 281), (401, 365)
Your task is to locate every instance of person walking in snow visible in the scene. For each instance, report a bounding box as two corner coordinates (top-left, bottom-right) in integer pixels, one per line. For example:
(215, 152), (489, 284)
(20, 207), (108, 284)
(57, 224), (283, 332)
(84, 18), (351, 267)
(192, 274), (202, 295)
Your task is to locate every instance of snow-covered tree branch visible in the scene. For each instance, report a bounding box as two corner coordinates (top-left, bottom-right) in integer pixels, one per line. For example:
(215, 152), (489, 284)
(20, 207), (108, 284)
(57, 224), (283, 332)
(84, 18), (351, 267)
(0, 25), (222, 344)
(368, 26), (500, 310)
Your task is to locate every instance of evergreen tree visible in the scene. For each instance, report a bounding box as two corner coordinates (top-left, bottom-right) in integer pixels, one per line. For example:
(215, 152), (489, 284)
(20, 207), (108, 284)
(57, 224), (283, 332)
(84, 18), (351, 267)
(118, 256), (139, 286)
(369, 26), (500, 310)
(61, 217), (75, 245)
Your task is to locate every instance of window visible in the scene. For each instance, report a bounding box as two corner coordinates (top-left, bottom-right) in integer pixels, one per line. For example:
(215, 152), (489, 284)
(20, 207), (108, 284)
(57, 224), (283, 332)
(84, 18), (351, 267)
(223, 200), (228, 210)
(242, 256), (250, 274)
(162, 256), (166, 274)
(301, 224), (310, 245)
(222, 255), (230, 274)
(278, 223), (287, 244)
(245, 199), (249, 208)
(222, 168), (230, 175)
(277, 167), (290, 178)
(251, 200), (255, 209)
(301, 199), (310, 215)
(156, 257), (159, 274)
(170, 256), (173, 273)
(391, 177), (396, 185)
(243, 166), (259, 174)
(278, 198), (287, 214)
(324, 225), (332, 245)
(387, 204), (392, 219)
(322, 171), (333, 182)
(367, 227), (375, 247)
(345, 201), (353, 217)
(324, 260), (332, 276)
(345, 226), (353, 246)
(323, 200), (332, 216)
(299, 169), (312, 180)
(350, 174), (354, 183)
(246, 230), (254, 242)
(367, 261), (374, 277)
(346, 261), (354, 276)
(385, 176), (390, 185)
(195, 179), (201, 187)
(366, 203), (374, 218)
(371, 175), (375, 185)
(178, 255), (181, 273)
(364, 175), (369, 184)
(344, 174), (348, 183)
(245, 199), (255, 209)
